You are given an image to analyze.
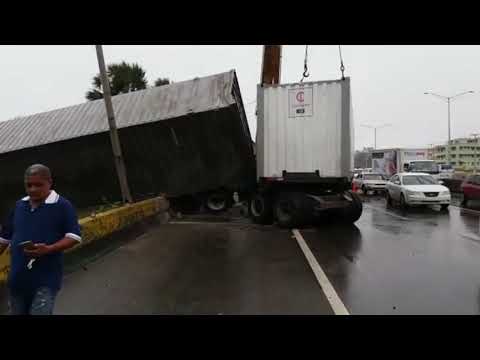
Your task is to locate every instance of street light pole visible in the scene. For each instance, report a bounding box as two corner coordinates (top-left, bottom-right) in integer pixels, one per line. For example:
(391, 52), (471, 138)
(361, 123), (391, 150)
(95, 45), (133, 204)
(447, 98), (451, 155)
(424, 90), (474, 165)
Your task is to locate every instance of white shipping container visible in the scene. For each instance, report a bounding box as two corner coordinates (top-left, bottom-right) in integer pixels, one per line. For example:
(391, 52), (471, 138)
(256, 78), (353, 178)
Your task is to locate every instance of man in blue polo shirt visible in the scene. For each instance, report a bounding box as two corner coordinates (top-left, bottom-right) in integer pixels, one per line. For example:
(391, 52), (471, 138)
(0, 164), (81, 315)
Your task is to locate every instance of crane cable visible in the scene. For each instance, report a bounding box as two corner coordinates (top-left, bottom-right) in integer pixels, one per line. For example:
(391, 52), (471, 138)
(338, 45), (346, 80)
(300, 45), (310, 83)
(300, 45), (346, 82)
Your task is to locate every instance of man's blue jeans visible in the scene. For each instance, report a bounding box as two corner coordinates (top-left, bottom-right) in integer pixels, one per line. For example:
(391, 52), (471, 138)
(8, 287), (57, 315)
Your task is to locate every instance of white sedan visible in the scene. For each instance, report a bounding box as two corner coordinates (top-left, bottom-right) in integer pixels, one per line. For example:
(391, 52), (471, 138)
(353, 172), (388, 195)
(385, 172), (451, 211)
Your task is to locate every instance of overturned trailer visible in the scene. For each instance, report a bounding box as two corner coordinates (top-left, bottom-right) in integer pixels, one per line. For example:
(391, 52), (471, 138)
(0, 70), (256, 219)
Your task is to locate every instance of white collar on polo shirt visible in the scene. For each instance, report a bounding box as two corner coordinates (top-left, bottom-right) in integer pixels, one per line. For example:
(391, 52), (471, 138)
(22, 190), (60, 204)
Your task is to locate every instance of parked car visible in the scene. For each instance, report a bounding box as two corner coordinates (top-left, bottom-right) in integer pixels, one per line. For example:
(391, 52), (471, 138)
(353, 172), (388, 195)
(461, 174), (480, 207)
(385, 172), (451, 211)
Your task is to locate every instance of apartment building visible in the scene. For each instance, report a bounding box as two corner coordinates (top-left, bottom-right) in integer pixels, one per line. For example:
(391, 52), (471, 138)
(433, 137), (480, 170)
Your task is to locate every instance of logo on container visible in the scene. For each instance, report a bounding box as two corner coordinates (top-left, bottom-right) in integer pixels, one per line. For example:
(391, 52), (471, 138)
(296, 91), (305, 103)
(288, 87), (313, 118)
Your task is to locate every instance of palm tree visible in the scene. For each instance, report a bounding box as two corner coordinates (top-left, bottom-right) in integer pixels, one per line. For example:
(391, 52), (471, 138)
(86, 61), (148, 101)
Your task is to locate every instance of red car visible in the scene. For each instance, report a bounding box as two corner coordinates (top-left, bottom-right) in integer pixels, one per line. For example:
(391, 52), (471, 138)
(461, 175), (480, 206)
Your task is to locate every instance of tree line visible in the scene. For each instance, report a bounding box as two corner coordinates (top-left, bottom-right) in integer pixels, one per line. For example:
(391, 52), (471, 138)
(86, 61), (171, 101)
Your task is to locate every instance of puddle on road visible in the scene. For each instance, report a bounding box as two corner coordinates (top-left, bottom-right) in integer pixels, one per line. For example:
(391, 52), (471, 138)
(371, 223), (408, 235)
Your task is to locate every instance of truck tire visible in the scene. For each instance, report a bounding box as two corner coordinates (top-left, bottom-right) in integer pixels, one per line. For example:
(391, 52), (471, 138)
(205, 191), (232, 213)
(169, 195), (201, 214)
(274, 192), (311, 228)
(342, 191), (363, 223)
(249, 192), (273, 224)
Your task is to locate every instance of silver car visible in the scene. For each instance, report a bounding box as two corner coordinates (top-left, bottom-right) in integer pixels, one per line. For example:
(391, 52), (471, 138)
(385, 172), (451, 211)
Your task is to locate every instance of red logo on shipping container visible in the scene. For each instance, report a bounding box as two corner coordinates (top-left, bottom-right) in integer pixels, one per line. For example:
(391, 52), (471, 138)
(296, 91), (305, 103)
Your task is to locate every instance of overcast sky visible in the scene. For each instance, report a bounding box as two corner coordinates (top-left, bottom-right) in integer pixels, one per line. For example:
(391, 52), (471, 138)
(1, 45), (479, 151)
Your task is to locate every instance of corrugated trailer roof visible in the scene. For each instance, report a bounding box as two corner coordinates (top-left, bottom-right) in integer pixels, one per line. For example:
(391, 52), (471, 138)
(0, 70), (237, 155)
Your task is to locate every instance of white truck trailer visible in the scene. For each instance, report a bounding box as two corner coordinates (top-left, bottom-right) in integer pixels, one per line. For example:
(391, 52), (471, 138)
(371, 148), (438, 178)
(248, 77), (362, 228)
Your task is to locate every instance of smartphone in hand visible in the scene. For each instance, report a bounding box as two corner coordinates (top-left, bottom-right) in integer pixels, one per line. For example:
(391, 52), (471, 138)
(18, 241), (36, 251)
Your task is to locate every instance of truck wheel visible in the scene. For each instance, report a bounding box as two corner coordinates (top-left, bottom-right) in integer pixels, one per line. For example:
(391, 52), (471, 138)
(249, 193), (273, 224)
(441, 204), (449, 211)
(342, 191), (363, 223)
(274, 192), (309, 229)
(205, 191), (231, 213)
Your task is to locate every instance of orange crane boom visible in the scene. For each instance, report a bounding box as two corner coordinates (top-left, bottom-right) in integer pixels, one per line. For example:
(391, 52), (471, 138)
(260, 45), (282, 85)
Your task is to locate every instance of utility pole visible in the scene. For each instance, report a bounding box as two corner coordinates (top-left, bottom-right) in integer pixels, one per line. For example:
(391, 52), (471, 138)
(95, 45), (133, 204)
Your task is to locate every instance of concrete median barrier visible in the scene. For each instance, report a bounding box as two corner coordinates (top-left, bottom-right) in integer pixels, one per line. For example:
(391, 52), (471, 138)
(0, 196), (169, 284)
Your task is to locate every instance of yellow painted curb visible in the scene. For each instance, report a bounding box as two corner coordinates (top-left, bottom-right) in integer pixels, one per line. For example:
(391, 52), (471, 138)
(0, 196), (169, 284)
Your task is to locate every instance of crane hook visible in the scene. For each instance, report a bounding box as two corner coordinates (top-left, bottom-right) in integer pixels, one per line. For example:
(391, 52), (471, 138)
(300, 45), (310, 82)
(303, 67), (310, 79)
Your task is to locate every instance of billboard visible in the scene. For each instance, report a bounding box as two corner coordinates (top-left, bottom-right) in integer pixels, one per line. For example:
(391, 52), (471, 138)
(372, 150), (397, 177)
(402, 150), (428, 161)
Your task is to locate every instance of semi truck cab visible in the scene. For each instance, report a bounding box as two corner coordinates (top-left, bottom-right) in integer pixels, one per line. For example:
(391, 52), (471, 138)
(405, 160), (441, 179)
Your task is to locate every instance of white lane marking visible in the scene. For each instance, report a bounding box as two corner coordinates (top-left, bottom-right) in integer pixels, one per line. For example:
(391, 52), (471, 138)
(292, 229), (349, 315)
(363, 204), (410, 221)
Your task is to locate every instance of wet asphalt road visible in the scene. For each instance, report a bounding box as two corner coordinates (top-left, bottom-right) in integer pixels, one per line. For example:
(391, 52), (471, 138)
(303, 196), (480, 314)
(54, 219), (333, 315)
(3, 195), (480, 315)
